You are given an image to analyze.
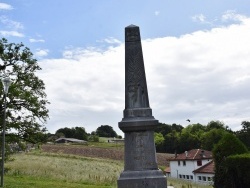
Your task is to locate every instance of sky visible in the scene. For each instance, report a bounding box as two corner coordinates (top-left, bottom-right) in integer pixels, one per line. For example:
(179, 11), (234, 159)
(1, 0), (250, 136)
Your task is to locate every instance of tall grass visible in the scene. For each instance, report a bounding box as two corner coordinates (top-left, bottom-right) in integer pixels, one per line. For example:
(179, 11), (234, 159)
(167, 178), (213, 188)
(6, 152), (123, 186)
(5, 151), (213, 188)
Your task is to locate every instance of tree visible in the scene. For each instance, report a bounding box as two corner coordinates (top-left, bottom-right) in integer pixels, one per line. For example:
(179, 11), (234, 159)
(201, 128), (228, 151)
(0, 38), (49, 144)
(206, 120), (227, 131)
(178, 124), (205, 152)
(154, 123), (183, 153)
(236, 121), (250, 150)
(213, 133), (248, 188)
(96, 125), (117, 137)
(164, 130), (180, 153)
(154, 132), (164, 151)
(155, 123), (172, 136)
(55, 127), (88, 140)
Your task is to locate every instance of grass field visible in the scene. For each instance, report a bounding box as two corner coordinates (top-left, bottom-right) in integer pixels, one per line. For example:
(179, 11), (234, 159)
(4, 149), (213, 188)
(5, 152), (122, 187)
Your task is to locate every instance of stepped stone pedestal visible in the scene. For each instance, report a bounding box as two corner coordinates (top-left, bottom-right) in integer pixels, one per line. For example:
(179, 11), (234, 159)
(117, 25), (167, 188)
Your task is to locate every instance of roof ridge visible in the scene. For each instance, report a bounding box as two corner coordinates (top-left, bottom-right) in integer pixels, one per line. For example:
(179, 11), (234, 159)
(193, 149), (200, 159)
(193, 160), (214, 174)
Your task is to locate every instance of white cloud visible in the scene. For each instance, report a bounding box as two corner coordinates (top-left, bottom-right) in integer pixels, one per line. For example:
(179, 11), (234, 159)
(192, 14), (207, 23)
(97, 37), (122, 45)
(0, 30), (24, 37)
(154, 11), (160, 16)
(39, 14), (250, 135)
(0, 3), (13, 10)
(35, 49), (49, 57)
(0, 16), (23, 30)
(221, 10), (247, 22)
(29, 38), (45, 43)
(0, 16), (24, 38)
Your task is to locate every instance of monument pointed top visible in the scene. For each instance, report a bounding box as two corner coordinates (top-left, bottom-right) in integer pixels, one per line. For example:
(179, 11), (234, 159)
(126, 24), (139, 28)
(125, 25), (140, 42)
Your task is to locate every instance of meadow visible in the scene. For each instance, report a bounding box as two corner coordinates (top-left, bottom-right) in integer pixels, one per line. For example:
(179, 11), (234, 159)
(4, 147), (213, 188)
(5, 151), (121, 187)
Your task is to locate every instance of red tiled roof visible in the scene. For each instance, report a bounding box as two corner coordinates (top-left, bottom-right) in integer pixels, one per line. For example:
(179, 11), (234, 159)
(193, 161), (215, 174)
(164, 167), (171, 173)
(170, 149), (213, 161)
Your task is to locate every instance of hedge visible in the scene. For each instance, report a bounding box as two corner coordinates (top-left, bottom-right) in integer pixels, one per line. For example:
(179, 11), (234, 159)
(225, 153), (250, 188)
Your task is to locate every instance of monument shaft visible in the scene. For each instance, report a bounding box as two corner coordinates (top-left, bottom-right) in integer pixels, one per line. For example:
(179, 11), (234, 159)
(118, 25), (167, 188)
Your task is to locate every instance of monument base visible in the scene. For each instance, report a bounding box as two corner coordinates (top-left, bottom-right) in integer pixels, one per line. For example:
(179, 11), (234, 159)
(117, 170), (167, 188)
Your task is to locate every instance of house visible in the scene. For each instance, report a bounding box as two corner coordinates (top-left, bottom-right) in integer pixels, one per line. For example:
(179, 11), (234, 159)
(193, 160), (214, 183)
(166, 149), (214, 185)
(55, 138), (87, 144)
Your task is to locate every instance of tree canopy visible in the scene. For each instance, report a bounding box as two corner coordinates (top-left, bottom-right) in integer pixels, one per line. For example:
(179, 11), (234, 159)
(213, 133), (248, 188)
(236, 121), (250, 150)
(0, 38), (49, 144)
(55, 127), (88, 141)
(154, 121), (237, 153)
(96, 125), (117, 138)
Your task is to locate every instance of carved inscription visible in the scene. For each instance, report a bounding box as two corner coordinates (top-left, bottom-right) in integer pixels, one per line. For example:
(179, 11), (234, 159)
(125, 42), (149, 109)
(124, 131), (158, 171)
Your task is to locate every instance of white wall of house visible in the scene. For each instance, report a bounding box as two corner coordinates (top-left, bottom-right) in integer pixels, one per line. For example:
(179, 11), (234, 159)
(169, 159), (212, 183)
(194, 173), (214, 185)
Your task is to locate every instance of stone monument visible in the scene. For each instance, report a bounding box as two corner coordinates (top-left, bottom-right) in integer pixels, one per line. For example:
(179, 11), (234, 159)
(117, 25), (167, 188)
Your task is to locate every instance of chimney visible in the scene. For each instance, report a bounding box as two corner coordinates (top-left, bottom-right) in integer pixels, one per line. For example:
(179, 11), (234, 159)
(200, 150), (205, 158)
(185, 151), (188, 158)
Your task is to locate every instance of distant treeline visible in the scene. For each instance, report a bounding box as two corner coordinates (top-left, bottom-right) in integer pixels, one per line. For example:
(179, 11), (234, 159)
(47, 125), (121, 143)
(154, 120), (250, 153)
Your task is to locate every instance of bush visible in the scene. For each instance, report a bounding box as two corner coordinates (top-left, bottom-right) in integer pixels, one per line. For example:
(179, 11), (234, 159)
(213, 133), (248, 188)
(225, 153), (250, 188)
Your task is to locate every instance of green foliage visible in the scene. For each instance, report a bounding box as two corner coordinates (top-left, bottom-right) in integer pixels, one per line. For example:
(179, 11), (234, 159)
(178, 123), (205, 152)
(0, 38), (49, 144)
(206, 120), (227, 131)
(212, 133), (248, 188)
(96, 125), (117, 138)
(236, 121), (250, 150)
(154, 132), (164, 145)
(154, 120), (249, 153)
(164, 130), (180, 153)
(155, 123), (183, 153)
(225, 153), (250, 188)
(56, 127), (88, 140)
(201, 128), (228, 151)
(88, 135), (100, 142)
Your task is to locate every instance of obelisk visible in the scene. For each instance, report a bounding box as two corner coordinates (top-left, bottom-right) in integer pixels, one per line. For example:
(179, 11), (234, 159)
(118, 25), (167, 188)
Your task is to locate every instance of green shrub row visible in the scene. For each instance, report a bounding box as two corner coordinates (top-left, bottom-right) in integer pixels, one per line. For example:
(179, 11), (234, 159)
(225, 153), (250, 188)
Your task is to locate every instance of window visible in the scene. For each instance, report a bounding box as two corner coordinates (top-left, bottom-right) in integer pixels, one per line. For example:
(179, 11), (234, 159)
(208, 177), (212, 181)
(203, 176), (207, 181)
(183, 175), (186, 179)
(179, 175), (182, 178)
(178, 161), (180, 166)
(198, 176), (202, 181)
(190, 175), (193, 180)
(197, 160), (202, 166)
(186, 175), (189, 179)
(183, 161), (186, 166)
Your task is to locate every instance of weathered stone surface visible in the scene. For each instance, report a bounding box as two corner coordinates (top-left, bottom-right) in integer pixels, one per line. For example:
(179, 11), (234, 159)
(119, 25), (158, 132)
(118, 170), (167, 188)
(118, 25), (167, 188)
